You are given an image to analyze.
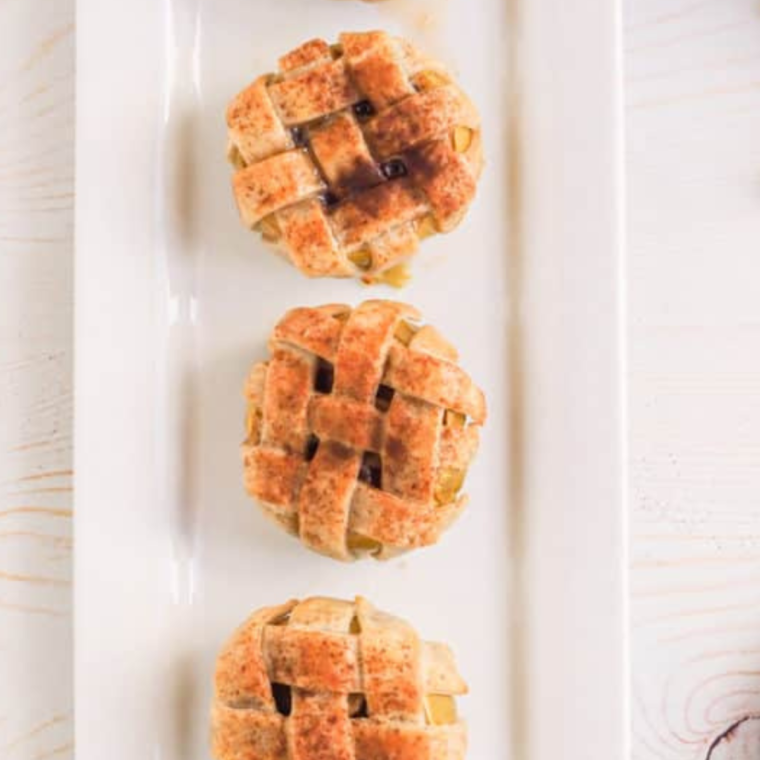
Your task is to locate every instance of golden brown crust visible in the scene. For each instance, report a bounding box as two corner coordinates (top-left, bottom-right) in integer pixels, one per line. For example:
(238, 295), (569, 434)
(227, 77), (291, 165)
(384, 347), (487, 425)
(349, 487), (467, 549)
(241, 300), (486, 561)
(353, 722), (468, 760)
(277, 200), (346, 276)
(212, 704), (286, 760)
(362, 88), (476, 158)
(233, 151), (324, 228)
(329, 180), (427, 253)
(226, 31), (483, 280)
(309, 113), (383, 195)
(211, 597), (468, 760)
(269, 59), (360, 126)
(405, 138), (480, 232)
(215, 601), (298, 709)
(279, 39), (332, 73)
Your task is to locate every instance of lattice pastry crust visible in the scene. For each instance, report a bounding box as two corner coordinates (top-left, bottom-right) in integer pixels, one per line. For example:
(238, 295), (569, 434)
(241, 300), (486, 560)
(227, 31), (482, 283)
(212, 596), (468, 760)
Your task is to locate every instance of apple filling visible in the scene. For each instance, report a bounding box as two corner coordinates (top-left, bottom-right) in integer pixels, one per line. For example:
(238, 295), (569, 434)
(257, 214), (281, 243)
(434, 467), (465, 506)
(372, 263), (411, 288)
(347, 533), (382, 556)
(452, 125), (473, 154)
(349, 248), (373, 271)
(394, 320), (418, 346)
(413, 69), (449, 92)
(425, 694), (457, 725)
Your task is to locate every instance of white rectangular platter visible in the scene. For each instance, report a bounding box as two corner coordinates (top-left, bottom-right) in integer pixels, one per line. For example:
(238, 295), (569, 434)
(75, 0), (627, 758)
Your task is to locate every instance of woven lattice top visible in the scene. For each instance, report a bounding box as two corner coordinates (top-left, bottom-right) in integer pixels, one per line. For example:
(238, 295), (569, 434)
(227, 31), (482, 282)
(212, 597), (468, 760)
(241, 300), (486, 561)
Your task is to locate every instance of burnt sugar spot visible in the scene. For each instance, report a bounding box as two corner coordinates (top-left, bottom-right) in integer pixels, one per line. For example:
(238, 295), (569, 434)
(407, 119), (423, 141)
(335, 181), (397, 222)
(385, 436), (407, 461)
(334, 156), (384, 197)
(404, 143), (442, 185)
(327, 441), (355, 462)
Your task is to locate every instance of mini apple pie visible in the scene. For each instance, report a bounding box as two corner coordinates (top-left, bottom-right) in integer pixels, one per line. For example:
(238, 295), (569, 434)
(241, 300), (486, 560)
(212, 596), (468, 760)
(227, 31), (482, 283)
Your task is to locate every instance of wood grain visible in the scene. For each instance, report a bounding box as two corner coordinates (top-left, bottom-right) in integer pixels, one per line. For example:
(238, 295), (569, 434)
(0, 0), (759, 759)
(707, 718), (760, 759)
(0, 0), (74, 759)
(626, 0), (760, 758)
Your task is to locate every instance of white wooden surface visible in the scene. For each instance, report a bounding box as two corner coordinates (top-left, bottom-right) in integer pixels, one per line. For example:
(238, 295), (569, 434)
(0, 0), (758, 758)
(626, 1), (760, 757)
(0, 0), (74, 758)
